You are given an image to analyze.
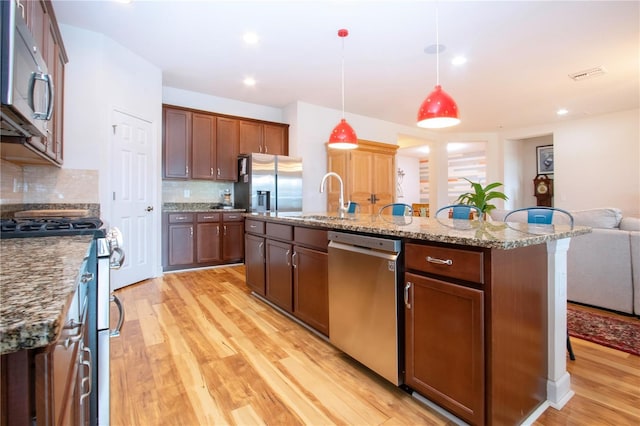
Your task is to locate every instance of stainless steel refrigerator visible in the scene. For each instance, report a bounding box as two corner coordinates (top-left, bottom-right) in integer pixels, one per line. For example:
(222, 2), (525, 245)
(234, 153), (303, 212)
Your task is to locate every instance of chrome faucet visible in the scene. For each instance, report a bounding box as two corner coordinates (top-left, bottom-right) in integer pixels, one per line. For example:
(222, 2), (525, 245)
(319, 172), (348, 215)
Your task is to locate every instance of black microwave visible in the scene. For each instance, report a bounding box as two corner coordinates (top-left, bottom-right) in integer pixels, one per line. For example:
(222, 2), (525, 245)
(0, 0), (54, 139)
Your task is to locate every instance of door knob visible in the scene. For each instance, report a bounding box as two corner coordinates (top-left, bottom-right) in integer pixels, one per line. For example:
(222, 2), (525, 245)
(146, 206), (154, 212)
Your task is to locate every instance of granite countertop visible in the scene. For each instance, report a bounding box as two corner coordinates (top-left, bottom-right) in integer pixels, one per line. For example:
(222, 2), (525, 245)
(0, 235), (93, 355)
(245, 212), (591, 250)
(163, 202), (245, 213)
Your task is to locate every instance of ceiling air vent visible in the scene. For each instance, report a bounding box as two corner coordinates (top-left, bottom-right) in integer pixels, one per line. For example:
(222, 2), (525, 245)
(568, 66), (607, 81)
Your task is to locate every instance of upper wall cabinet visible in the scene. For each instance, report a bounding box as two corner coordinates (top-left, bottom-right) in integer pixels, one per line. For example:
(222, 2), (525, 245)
(239, 120), (289, 156)
(162, 104), (290, 181)
(1, 0), (68, 166)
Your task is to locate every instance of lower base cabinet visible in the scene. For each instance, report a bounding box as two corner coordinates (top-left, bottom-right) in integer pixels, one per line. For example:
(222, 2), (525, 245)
(404, 272), (484, 425)
(245, 220), (329, 335)
(163, 211), (244, 271)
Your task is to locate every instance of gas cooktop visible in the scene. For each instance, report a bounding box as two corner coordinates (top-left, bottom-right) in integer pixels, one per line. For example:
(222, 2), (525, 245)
(0, 217), (105, 239)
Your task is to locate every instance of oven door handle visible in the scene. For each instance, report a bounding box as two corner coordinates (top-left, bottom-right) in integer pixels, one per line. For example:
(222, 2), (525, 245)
(110, 247), (125, 269)
(110, 294), (124, 337)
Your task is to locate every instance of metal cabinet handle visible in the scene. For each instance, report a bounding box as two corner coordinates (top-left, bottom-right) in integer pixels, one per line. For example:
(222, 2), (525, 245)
(250, 224), (257, 229)
(285, 249), (291, 266)
(186, 166), (189, 175)
(426, 256), (453, 266)
(211, 167), (214, 176)
(110, 294), (125, 337)
(258, 242), (264, 261)
(217, 168), (221, 176)
(404, 282), (412, 309)
(216, 225), (220, 236)
(224, 225), (227, 236)
(190, 226), (194, 238)
(292, 252), (298, 269)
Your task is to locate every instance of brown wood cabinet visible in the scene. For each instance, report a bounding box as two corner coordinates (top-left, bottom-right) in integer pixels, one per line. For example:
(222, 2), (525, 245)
(404, 241), (548, 425)
(191, 113), (216, 179)
(239, 120), (288, 155)
(245, 219), (266, 295)
(2, 0), (68, 166)
(326, 140), (397, 214)
(163, 211), (244, 271)
(215, 117), (239, 180)
(163, 105), (289, 181)
(246, 220), (328, 335)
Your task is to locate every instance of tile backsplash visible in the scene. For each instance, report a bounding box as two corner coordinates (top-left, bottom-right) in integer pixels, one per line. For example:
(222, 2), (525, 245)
(162, 180), (234, 203)
(0, 160), (99, 204)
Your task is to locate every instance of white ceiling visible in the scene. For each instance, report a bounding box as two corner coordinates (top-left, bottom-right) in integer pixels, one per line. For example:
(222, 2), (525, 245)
(53, 0), (639, 141)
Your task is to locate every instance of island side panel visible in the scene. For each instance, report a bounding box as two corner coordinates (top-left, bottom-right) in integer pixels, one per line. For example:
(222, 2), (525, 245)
(486, 243), (548, 425)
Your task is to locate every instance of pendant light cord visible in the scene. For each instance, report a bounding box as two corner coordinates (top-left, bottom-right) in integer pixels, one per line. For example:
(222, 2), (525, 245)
(435, 4), (440, 86)
(341, 35), (346, 119)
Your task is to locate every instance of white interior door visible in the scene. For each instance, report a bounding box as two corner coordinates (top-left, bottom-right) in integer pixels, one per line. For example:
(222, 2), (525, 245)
(110, 110), (156, 290)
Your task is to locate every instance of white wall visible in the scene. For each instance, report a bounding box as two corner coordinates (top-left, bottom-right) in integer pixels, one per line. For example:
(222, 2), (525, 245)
(396, 155), (420, 204)
(501, 109), (640, 216)
(61, 24), (163, 274)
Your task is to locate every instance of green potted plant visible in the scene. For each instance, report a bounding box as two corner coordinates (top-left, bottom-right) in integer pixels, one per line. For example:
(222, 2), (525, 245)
(455, 178), (508, 217)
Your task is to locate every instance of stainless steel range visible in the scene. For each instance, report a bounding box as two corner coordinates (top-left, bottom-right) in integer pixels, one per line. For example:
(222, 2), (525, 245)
(0, 215), (125, 426)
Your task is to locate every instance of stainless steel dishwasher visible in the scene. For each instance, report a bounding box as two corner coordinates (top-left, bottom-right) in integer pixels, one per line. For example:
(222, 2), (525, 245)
(328, 230), (402, 385)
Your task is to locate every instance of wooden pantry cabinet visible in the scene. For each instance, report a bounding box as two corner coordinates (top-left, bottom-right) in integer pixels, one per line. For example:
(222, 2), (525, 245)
(326, 140), (398, 214)
(163, 105), (289, 181)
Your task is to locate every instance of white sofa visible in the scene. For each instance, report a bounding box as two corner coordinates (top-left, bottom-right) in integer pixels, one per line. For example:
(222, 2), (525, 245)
(490, 207), (640, 316)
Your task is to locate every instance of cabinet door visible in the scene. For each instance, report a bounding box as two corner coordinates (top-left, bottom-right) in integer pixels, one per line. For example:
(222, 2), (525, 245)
(293, 245), (328, 335)
(215, 117), (239, 181)
(191, 113), (216, 179)
(53, 43), (65, 163)
(263, 123), (287, 155)
(372, 152), (395, 208)
(238, 120), (263, 154)
(245, 234), (266, 295)
(163, 108), (191, 178)
(196, 222), (221, 263)
(222, 222), (244, 260)
(265, 239), (293, 312)
(404, 272), (485, 425)
(168, 224), (194, 265)
(326, 150), (348, 213)
(349, 150), (375, 214)
(43, 17), (57, 160)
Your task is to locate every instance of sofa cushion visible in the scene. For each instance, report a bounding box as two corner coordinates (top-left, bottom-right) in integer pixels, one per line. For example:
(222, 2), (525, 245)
(567, 228), (634, 314)
(571, 208), (622, 229)
(620, 216), (640, 231)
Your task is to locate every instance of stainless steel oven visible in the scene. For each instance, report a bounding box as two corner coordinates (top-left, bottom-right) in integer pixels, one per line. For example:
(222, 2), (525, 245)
(1, 0), (54, 138)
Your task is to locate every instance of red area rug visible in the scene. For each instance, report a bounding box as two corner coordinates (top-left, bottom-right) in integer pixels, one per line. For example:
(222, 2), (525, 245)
(567, 305), (640, 356)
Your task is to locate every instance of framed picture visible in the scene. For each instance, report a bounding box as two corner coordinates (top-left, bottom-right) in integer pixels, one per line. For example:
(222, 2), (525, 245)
(536, 145), (554, 174)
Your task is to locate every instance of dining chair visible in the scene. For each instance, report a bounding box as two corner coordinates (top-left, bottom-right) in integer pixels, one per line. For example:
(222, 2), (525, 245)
(504, 206), (574, 228)
(504, 206), (576, 361)
(378, 203), (413, 216)
(347, 201), (360, 214)
(435, 204), (482, 220)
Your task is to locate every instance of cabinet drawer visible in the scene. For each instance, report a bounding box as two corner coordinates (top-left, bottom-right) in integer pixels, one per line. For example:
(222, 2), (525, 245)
(405, 243), (484, 284)
(266, 222), (293, 241)
(197, 212), (220, 222)
(294, 227), (328, 251)
(245, 219), (265, 234)
(168, 213), (194, 223)
(223, 212), (243, 222)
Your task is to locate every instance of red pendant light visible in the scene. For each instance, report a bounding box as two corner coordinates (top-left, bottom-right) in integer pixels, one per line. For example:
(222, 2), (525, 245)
(328, 29), (358, 149)
(416, 6), (460, 129)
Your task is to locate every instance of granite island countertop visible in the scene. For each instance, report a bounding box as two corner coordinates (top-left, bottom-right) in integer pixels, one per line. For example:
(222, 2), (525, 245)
(245, 211), (591, 249)
(0, 235), (93, 355)
(163, 202), (245, 213)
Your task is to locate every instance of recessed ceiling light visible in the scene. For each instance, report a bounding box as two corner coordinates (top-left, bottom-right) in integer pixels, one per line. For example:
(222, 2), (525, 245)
(243, 32), (259, 45)
(451, 56), (467, 66)
(557, 108), (569, 116)
(243, 77), (256, 87)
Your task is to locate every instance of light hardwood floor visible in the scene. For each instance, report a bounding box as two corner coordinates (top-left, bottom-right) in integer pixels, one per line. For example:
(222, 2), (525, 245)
(110, 266), (640, 425)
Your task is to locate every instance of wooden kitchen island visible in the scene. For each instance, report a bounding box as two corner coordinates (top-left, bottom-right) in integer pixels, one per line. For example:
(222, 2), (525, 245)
(243, 211), (590, 425)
